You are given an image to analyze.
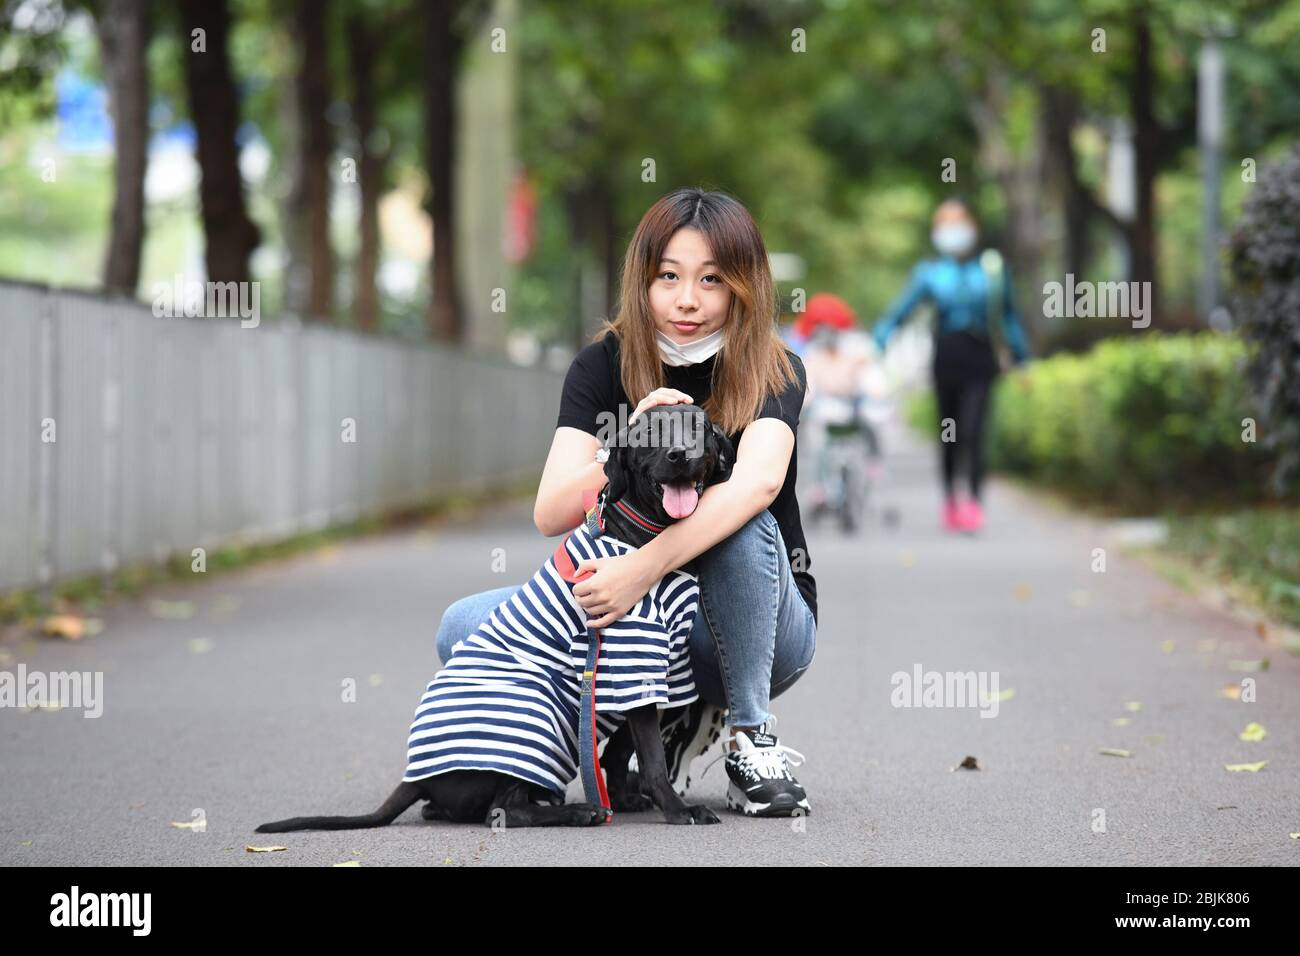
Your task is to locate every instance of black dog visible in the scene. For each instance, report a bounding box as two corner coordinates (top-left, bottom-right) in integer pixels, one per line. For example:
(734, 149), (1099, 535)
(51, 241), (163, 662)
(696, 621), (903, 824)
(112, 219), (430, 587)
(256, 404), (733, 831)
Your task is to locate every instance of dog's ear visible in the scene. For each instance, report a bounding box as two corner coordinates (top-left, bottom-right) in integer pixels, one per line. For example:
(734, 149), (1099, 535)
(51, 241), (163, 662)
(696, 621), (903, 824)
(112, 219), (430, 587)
(603, 432), (630, 503)
(709, 423), (735, 483)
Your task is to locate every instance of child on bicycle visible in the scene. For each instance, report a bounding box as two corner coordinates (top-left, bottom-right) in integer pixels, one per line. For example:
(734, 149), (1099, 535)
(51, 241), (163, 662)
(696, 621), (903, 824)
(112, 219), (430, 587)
(795, 294), (884, 508)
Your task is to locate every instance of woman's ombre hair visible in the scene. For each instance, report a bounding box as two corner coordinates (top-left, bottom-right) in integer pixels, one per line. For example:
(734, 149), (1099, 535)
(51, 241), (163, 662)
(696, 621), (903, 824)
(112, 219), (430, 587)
(592, 188), (799, 437)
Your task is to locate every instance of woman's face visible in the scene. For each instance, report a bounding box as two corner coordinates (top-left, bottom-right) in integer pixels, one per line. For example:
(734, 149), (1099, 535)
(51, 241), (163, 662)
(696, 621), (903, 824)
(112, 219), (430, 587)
(931, 201), (978, 258)
(649, 227), (732, 344)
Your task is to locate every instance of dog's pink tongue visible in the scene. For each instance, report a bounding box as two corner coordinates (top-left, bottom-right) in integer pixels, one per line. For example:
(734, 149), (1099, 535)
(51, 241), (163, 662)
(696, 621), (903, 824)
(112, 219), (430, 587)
(661, 482), (699, 519)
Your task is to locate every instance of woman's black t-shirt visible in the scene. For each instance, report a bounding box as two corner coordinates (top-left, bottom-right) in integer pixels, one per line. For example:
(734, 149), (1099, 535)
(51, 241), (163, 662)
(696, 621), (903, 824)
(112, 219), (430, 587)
(555, 332), (818, 627)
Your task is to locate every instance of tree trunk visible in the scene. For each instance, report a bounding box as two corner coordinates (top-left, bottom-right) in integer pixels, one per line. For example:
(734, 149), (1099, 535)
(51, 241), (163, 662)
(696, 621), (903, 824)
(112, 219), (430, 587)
(287, 0), (334, 320)
(98, 0), (151, 297)
(595, 176), (619, 318)
(1039, 87), (1135, 286)
(1130, 9), (1159, 320)
(1040, 86), (1090, 279)
(563, 181), (593, 349)
(346, 14), (382, 333)
(424, 0), (465, 342)
(178, 0), (260, 284)
(970, 72), (1046, 349)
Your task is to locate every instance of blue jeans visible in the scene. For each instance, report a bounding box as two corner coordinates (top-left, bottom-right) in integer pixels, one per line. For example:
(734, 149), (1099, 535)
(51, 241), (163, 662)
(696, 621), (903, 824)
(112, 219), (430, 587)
(434, 509), (817, 727)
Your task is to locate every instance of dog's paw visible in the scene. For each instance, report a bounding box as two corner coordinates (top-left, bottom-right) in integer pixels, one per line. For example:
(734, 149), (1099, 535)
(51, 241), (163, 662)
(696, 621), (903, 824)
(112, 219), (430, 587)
(686, 804), (721, 825)
(569, 804), (613, 827)
(672, 805), (721, 825)
(610, 791), (656, 812)
(664, 804), (721, 825)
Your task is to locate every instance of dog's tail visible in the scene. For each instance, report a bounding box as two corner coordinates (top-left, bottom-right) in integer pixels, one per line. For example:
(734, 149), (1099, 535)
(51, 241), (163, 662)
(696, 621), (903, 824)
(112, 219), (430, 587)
(255, 782), (422, 833)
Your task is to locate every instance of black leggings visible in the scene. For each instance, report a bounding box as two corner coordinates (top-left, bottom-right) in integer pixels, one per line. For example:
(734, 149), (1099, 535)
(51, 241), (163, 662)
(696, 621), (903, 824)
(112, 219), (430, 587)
(932, 331), (998, 501)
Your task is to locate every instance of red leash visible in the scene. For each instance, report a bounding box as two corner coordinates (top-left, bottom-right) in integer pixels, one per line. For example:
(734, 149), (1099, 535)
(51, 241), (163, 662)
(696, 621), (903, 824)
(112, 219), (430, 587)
(552, 486), (612, 817)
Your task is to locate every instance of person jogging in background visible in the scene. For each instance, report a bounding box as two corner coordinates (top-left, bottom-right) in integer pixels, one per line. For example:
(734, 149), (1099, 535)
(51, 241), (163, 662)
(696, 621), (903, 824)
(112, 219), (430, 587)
(871, 198), (1030, 533)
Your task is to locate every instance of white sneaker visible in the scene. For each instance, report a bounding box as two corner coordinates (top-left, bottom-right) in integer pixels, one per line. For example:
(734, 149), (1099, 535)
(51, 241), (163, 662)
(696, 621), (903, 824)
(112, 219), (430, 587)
(702, 716), (811, 817)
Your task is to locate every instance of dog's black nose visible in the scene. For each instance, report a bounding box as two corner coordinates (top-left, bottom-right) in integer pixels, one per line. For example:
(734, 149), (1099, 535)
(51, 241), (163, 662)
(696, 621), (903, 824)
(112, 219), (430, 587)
(665, 446), (686, 463)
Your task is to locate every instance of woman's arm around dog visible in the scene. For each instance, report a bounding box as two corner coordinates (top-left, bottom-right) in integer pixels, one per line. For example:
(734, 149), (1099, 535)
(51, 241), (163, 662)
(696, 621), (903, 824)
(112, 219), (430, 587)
(571, 420), (789, 629)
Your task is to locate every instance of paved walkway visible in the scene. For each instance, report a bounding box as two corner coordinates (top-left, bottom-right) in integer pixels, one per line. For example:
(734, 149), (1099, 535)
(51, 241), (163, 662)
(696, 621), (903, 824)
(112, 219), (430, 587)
(3, 422), (1296, 865)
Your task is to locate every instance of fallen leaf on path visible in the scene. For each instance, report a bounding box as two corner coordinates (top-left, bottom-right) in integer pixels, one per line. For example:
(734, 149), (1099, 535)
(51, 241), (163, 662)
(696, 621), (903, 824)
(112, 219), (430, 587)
(1160, 640), (1175, 654)
(170, 820), (203, 829)
(1218, 685), (1243, 700)
(1224, 761), (1267, 773)
(979, 688), (1015, 705)
(42, 615), (87, 639)
(1069, 589), (1090, 607)
(1143, 735), (1165, 744)
(1112, 718), (1131, 727)
(245, 845), (288, 853)
(1012, 584), (1032, 601)
(150, 599), (195, 620)
(208, 595), (242, 617)
(1124, 701), (1143, 713)
(368, 673), (384, 687)
(20, 840), (32, 846)
(1256, 621), (1269, 640)
(1290, 833), (1300, 839)
(1239, 722), (1267, 742)
(189, 638), (213, 654)
(951, 755), (980, 771)
(1229, 659), (1269, 672)
(1099, 748), (1133, 757)
(332, 860), (361, 867)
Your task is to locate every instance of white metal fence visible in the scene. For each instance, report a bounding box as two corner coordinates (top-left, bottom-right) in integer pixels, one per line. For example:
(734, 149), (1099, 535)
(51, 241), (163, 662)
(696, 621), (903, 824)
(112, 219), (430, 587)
(0, 280), (562, 592)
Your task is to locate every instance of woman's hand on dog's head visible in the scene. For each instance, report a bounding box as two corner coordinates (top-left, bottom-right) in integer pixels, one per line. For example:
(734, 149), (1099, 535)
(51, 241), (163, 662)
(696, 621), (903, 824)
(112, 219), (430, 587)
(628, 388), (694, 424)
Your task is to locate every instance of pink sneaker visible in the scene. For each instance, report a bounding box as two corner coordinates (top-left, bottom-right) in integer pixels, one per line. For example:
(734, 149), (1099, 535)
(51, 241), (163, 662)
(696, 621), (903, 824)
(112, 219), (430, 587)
(957, 498), (984, 532)
(942, 497), (962, 532)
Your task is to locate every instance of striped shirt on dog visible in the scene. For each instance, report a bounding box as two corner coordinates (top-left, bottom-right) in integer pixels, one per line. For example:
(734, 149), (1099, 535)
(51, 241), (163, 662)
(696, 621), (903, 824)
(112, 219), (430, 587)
(404, 523), (700, 796)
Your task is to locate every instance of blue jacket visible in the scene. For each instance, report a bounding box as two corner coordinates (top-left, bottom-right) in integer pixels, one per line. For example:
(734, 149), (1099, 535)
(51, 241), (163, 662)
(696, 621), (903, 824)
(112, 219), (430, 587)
(872, 254), (1030, 363)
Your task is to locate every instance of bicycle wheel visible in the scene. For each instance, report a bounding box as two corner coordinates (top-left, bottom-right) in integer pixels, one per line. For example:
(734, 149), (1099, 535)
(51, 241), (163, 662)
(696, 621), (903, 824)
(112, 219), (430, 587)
(838, 461), (858, 533)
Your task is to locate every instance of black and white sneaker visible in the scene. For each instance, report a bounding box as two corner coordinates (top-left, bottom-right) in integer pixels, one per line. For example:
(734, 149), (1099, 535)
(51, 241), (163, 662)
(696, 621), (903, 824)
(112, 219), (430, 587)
(703, 720), (810, 817)
(659, 699), (728, 798)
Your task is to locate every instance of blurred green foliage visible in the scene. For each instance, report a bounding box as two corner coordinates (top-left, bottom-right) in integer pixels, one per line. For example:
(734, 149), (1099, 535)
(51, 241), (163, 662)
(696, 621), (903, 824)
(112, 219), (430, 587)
(4, 0), (1300, 345)
(985, 333), (1276, 509)
(1163, 507), (1300, 626)
(908, 332), (1281, 509)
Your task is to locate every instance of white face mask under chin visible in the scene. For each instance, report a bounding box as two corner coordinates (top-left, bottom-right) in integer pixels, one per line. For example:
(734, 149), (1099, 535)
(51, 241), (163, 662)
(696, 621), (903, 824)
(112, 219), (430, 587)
(932, 223), (977, 258)
(655, 326), (725, 366)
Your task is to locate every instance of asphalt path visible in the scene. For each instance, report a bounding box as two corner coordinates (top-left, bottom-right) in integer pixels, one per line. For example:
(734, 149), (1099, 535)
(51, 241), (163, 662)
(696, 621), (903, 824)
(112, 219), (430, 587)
(4, 423), (1296, 865)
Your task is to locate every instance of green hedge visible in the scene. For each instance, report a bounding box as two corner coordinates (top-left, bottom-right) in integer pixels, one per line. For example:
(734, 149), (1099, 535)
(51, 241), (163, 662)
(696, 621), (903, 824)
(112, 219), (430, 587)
(910, 333), (1280, 510)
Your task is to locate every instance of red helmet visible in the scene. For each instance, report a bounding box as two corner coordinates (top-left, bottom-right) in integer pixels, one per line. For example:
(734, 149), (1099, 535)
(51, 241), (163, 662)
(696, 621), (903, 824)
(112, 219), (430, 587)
(794, 293), (856, 339)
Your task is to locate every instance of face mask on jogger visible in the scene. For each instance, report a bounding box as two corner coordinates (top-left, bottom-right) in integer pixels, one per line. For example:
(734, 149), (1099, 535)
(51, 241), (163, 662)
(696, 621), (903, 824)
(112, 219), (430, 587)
(931, 223), (977, 257)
